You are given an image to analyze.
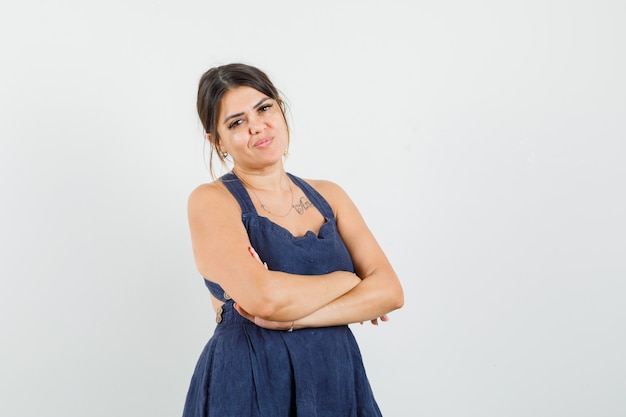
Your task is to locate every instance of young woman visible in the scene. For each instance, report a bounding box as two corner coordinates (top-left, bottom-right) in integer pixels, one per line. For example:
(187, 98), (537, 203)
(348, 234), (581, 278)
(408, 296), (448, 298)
(183, 63), (403, 416)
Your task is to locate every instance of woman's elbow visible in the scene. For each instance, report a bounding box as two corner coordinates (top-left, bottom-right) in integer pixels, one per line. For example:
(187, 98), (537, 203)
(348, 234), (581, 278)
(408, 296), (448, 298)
(242, 293), (281, 320)
(394, 290), (404, 310)
(388, 280), (404, 310)
(241, 282), (288, 320)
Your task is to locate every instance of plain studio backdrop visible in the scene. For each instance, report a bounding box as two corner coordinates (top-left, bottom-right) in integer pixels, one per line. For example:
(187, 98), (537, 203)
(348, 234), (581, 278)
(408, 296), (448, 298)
(1, 1), (624, 416)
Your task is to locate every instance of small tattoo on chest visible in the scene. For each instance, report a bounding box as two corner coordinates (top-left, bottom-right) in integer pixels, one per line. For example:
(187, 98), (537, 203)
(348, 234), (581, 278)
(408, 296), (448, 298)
(293, 197), (314, 214)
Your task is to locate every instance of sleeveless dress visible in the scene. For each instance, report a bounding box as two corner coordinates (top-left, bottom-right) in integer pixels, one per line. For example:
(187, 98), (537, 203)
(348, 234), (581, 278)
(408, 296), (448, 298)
(182, 172), (382, 417)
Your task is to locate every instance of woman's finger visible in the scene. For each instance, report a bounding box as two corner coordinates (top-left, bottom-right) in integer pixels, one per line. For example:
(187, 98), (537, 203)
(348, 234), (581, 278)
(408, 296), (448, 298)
(233, 303), (255, 322)
(248, 246), (261, 262)
(248, 246), (268, 269)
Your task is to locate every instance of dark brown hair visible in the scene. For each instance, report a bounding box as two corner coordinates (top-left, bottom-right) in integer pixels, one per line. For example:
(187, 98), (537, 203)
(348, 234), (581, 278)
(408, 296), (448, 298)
(197, 63), (288, 177)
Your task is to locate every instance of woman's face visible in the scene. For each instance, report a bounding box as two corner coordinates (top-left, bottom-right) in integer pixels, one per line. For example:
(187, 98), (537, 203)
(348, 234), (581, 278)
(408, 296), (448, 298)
(215, 86), (289, 170)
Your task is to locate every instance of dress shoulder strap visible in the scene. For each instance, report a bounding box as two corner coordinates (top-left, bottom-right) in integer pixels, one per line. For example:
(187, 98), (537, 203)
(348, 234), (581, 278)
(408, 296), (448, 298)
(220, 171), (257, 215)
(287, 173), (335, 220)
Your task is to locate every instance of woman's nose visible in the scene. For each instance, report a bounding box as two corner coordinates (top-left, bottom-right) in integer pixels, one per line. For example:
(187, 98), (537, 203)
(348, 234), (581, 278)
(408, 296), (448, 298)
(249, 116), (265, 134)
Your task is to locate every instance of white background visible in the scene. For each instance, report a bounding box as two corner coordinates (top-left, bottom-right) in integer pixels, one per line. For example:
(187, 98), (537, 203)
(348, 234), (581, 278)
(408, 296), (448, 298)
(1, 1), (625, 416)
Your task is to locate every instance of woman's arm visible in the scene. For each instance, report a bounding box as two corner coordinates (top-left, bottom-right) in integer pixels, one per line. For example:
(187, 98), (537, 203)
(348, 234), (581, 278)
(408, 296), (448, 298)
(297, 180), (404, 326)
(188, 181), (360, 321)
(235, 180), (404, 328)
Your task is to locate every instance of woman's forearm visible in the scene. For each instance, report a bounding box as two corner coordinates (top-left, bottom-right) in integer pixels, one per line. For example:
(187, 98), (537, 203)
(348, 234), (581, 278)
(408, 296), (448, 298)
(250, 269), (361, 321)
(290, 267), (404, 328)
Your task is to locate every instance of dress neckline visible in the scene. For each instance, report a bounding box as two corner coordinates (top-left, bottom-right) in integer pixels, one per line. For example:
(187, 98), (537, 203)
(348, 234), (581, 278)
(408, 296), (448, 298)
(221, 171), (334, 239)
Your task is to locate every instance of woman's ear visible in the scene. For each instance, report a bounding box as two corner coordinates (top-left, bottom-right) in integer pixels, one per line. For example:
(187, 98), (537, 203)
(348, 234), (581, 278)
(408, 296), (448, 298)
(209, 134), (228, 157)
(207, 133), (219, 148)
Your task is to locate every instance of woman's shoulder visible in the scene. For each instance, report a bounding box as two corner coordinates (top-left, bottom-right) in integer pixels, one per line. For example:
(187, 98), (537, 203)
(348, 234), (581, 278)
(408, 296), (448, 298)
(189, 179), (222, 199)
(188, 179), (238, 213)
(301, 178), (345, 194)
(295, 176), (350, 206)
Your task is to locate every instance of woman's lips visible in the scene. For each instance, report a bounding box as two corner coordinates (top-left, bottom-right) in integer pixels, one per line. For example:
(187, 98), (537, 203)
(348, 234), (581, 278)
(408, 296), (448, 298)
(253, 137), (273, 148)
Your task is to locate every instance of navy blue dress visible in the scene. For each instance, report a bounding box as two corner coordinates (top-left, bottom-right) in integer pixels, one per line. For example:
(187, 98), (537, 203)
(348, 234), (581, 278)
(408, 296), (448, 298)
(182, 172), (382, 417)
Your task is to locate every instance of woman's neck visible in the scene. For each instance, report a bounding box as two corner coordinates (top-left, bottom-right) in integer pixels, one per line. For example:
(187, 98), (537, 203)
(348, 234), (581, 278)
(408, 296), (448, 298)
(232, 165), (290, 192)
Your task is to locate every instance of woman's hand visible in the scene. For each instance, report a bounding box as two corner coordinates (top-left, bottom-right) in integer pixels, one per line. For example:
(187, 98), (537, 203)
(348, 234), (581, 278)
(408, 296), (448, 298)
(248, 246), (267, 269)
(361, 315), (390, 326)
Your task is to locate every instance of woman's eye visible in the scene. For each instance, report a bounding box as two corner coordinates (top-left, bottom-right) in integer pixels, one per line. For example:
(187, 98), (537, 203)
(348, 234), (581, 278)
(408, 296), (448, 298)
(259, 103), (273, 112)
(229, 119), (243, 129)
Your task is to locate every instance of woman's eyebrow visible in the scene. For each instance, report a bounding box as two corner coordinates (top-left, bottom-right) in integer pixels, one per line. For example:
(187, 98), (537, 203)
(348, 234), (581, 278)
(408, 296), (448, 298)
(223, 97), (270, 124)
(252, 97), (270, 110)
